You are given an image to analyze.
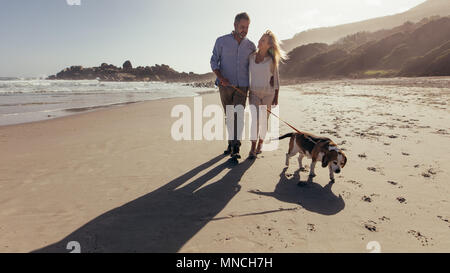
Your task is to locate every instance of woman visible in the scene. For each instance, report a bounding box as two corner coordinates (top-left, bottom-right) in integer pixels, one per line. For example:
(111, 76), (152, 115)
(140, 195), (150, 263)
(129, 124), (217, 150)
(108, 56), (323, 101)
(248, 30), (286, 159)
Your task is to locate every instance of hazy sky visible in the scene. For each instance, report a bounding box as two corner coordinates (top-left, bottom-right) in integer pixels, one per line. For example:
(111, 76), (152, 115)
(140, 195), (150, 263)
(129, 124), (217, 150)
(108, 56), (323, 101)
(0, 0), (426, 77)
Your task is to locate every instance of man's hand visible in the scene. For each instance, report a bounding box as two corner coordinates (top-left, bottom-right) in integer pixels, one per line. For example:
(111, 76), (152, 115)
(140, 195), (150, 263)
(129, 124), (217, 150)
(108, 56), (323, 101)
(213, 69), (230, 87)
(219, 77), (230, 87)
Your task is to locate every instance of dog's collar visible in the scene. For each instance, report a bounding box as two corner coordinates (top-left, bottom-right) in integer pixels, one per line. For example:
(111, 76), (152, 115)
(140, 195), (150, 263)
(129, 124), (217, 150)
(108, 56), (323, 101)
(328, 146), (341, 152)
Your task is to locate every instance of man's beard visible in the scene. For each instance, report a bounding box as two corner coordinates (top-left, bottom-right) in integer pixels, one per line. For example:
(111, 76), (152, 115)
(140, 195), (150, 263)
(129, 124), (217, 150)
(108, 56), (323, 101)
(233, 30), (247, 39)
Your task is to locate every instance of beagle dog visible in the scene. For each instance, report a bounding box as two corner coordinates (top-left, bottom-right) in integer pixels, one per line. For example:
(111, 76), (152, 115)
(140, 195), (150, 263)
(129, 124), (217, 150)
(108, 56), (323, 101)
(278, 132), (347, 183)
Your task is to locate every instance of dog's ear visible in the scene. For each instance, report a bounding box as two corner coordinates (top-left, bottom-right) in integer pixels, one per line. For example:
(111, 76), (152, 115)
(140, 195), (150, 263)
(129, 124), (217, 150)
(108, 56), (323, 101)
(341, 153), (347, 168)
(322, 152), (329, 168)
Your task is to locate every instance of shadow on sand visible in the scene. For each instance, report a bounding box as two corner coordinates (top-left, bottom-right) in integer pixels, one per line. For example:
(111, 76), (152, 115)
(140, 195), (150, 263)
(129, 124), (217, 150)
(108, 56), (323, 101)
(33, 154), (254, 253)
(249, 167), (345, 215)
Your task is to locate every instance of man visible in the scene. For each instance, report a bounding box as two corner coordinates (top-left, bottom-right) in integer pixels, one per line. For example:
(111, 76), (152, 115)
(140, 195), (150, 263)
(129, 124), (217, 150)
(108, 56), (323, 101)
(210, 12), (256, 162)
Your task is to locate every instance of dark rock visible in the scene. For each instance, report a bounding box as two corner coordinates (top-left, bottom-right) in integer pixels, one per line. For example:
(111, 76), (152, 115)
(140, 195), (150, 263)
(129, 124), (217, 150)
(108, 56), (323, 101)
(122, 60), (132, 70)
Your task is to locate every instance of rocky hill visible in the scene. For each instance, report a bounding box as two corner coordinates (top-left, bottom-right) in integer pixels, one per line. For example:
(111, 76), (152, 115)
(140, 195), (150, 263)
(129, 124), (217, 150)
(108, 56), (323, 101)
(280, 16), (450, 78)
(282, 0), (450, 53)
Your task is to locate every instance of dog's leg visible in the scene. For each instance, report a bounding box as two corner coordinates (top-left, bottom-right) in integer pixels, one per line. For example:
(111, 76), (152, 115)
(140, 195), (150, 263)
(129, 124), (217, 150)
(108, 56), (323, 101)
(298, 153), (305, 170)
(329, 164), (335, 183)
(309, 160), (317, 179)
(285, 136), (297, 166)
(285, 150), (297, 166)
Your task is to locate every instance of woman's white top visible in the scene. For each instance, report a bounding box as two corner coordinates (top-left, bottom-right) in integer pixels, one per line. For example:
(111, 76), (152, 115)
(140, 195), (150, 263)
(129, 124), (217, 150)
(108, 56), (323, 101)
(249, 53), (280, 94)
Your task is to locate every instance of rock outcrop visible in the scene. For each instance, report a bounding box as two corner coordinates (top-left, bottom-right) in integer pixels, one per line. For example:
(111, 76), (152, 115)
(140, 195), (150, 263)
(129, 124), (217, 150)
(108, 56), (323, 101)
(47, 61), (215, 83)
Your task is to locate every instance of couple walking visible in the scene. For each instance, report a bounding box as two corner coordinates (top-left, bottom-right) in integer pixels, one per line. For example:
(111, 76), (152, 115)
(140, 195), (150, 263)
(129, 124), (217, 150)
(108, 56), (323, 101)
(210, 12), (286, 161)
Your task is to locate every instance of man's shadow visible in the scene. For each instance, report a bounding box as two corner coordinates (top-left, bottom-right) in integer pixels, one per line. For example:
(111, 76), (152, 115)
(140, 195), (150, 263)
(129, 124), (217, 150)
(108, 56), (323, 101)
(32, 155), (254, 253)
(249, 167), (345, 215)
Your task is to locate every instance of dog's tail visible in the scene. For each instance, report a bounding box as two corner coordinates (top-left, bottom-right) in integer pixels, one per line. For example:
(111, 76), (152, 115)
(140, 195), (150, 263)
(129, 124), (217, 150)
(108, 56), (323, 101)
(266, 133), (294, 143)
(278, 133), (294, 140)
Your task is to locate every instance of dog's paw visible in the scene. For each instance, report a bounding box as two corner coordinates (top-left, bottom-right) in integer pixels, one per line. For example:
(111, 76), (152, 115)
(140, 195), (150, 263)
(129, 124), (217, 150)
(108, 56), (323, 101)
(308, 173), (316, 178)
(330, 178), (335, 184)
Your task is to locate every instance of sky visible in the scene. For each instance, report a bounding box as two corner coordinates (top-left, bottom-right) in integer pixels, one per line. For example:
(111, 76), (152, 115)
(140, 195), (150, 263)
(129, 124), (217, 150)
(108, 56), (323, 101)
(0, 0), (427, 77)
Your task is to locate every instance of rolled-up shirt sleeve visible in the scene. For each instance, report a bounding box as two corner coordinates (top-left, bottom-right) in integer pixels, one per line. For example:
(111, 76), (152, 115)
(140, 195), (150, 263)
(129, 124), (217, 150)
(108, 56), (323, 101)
(210, 38), (221, 71)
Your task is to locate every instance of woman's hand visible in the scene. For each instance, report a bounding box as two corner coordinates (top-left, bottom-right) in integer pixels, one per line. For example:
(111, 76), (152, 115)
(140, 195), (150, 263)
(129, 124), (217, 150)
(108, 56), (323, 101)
(272, 95), (278, 106)
(272, 88), (279, 106)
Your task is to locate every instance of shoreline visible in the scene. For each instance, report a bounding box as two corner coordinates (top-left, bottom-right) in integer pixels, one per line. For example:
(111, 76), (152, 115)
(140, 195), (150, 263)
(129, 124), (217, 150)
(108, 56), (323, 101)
(0, 87), (218, 128)
(2, 76), (449, 127)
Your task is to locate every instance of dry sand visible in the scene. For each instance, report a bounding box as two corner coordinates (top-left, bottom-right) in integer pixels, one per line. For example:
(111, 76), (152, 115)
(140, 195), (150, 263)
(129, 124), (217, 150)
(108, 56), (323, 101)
(0, 77), (449, 252)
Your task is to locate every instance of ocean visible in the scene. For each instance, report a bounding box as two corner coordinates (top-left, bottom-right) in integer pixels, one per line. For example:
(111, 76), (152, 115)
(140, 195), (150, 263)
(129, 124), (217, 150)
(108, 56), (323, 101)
(0, 79), (216, 126)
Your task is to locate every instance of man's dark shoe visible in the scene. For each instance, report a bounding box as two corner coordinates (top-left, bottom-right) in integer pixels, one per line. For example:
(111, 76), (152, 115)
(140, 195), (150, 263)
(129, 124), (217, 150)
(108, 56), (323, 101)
(232, 143), (241, 159)
(224, 143), (232, 155)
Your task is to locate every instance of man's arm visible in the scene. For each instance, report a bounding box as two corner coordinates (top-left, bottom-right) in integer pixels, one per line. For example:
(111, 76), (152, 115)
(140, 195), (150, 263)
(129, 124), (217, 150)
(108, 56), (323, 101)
(213, 69), (229, 87)
(211, 38), (229, 86)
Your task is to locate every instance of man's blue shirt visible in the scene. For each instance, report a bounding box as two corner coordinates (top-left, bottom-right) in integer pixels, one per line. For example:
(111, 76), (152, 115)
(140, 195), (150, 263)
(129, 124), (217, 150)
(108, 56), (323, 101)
(210, 32), (256, 87)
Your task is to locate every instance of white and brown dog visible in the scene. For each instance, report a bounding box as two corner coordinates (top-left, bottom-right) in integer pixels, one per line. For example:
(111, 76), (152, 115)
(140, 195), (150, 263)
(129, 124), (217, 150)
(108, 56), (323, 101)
(278, 132), (347, 183)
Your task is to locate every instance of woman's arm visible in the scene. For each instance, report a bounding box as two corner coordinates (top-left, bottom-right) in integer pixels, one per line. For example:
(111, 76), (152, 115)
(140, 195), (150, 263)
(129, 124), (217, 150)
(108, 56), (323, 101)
(272, 65), (280, 105)
(273, 89), (279, 105)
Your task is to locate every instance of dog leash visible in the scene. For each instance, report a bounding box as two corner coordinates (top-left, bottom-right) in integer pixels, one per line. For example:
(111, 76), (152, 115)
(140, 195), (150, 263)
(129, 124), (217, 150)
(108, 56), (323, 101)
(229, 85), (304, 136)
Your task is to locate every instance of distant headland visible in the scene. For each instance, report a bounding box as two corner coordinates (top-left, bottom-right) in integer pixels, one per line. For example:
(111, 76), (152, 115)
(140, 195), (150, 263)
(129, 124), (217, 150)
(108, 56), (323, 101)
(47, 60), (215, 83)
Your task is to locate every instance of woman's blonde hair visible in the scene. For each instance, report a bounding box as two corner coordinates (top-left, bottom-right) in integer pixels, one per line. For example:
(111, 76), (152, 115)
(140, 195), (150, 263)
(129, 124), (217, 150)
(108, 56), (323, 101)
(263, 30), (287, 70)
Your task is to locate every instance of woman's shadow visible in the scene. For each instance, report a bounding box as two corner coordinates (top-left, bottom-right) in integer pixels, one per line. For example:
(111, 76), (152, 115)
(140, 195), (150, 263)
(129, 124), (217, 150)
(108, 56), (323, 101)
(33, 155), (254, 253)
(249, 167), (345, 215)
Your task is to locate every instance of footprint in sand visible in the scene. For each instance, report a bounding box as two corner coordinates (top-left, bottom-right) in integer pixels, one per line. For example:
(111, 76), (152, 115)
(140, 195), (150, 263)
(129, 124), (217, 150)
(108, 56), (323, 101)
(345, 180), (362, 188)
(364, 221), (378, 232)
(437, 216), (450, 228)
(387, 180), (403, 188)
(433, 129), (449, 135)
(307, 224), (316, 232)
(437, 215), (449, 223)
(358, 153), (367, 159)
(408, 230), (433, 246)
(421, 168), (437, 178)
(341, 190), (351, 199)
(387, 180), (398, 186)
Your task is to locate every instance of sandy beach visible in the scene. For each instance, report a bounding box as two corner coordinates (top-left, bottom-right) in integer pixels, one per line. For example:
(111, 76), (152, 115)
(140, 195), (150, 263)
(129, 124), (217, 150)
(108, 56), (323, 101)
(0, 78), (449, 253)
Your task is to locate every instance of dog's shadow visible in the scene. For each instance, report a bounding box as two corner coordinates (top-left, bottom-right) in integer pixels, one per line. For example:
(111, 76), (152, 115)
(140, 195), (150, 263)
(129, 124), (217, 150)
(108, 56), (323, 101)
(249, 167), (345, 215)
